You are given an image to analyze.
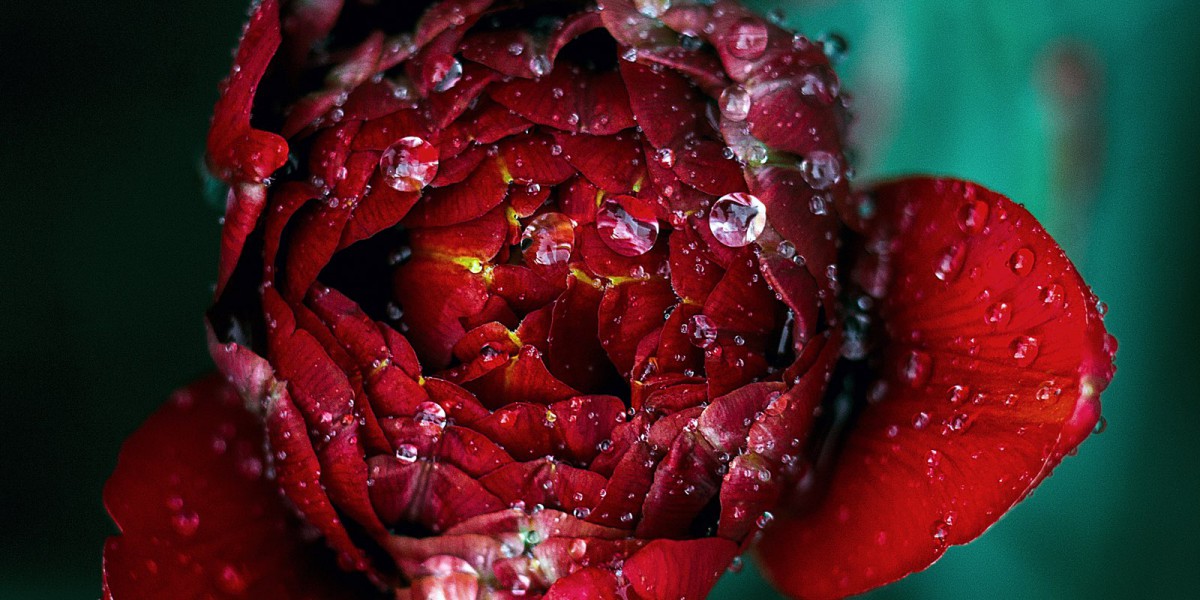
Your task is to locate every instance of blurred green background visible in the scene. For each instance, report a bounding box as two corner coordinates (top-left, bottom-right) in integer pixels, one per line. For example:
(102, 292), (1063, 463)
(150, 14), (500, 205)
(1, 0), (1196, 597)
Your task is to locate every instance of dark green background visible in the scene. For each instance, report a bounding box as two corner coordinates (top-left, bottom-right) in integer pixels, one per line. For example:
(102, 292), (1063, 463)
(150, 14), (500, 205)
(2, 1), (1196, 597)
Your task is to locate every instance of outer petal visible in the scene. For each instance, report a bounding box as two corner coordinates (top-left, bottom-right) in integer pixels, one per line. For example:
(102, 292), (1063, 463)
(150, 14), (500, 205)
(102, 376), (377, 599)
(758, 178), (1115, 599)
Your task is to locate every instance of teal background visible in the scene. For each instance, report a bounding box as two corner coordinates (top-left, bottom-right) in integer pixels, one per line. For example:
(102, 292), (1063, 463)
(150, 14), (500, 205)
(1, 1), (1197, 597)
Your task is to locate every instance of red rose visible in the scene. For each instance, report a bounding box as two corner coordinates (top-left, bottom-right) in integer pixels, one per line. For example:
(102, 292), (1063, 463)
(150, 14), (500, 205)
(103, 1), (1116, 598)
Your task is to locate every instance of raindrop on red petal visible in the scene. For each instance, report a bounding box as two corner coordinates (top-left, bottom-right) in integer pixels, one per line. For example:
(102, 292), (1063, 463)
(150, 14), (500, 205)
(596, 195), (660, 257)
(521, 212), (576, 269)
(727, 17), (769, 59)
(380, 136), (439, 192)
(709, 192), (767, 247)
(1008, 247), (1036, 276)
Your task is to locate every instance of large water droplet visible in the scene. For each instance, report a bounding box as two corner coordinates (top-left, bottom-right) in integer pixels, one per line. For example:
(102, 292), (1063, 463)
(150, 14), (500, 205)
(1040, 282), (1064, 307)
(727, 18), (769, 59)
(414, 401), (447, 431)
(380, 136), (439, 192)
(395, 443), (419, 463)
(1009, 335), (1040, 367)
(596, 195), (659, 257)
(799, 151), (842, 190)
(719, 85), (752, 121)
(709, 192), (767, 247)
(933, 243), (966, 282)
(634, 0), (671, 18)
(431, 57), (463, 92)
(901, 349), (932, 388)
(957, 199), (990, 234)
(984, 302), (1011, 327)
(1008, 247), (1035, 276)
(687, 314), (719, 348)
(171, 510), (200, 537)
(818, 32), (849, 63)
(521, 212), (575, 269)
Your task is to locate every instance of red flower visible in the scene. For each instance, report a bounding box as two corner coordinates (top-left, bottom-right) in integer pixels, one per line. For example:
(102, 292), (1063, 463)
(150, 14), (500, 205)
(103, 1), (1116, 598)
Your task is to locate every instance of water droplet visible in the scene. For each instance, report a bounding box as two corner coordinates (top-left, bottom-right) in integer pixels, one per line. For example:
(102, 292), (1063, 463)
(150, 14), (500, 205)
(1009, 335), (1040, 367)
(568, 538), (589, 560)
(635, 0), (671, 18)
(521, 212), (575, 269)
(984, 302), (1011, 327)
(818, 32), (849, 63)
(799, 151), (842, 190)
(1040, 283), (1064, 307)
(1008, 247), (1035, 276)
(931, 519), (951, 544)
(727, 556), (745, 573)
(687, 314), (719, 348)
(171, 510), (200, 537)
(912, 411), (931, 430)
(596, 195), (659, 257)
(432, 57), (463, 92)
(654, 147), (676, 168)
(395, 443), (419, 463)
(216, 563), (247, 594)
(957, 199), (990, 234)
(756, 511), (775, 528)
(727, 17), (769, 59)
(902, 350), (932, 388)
(414, 401), (447, 430)
(719, 85), (752, 121)
(1093, 416), (1108, 434)
(933, 243), (966, 282)
(709, 192), (767, 247)
(380, 136), (439, 192)
(947, 384), (970, 404)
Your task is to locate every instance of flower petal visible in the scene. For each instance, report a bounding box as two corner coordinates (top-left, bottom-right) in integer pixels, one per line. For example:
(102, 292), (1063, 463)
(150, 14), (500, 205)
(757, 177), (1115, 599)
(102, 376), (377, 599)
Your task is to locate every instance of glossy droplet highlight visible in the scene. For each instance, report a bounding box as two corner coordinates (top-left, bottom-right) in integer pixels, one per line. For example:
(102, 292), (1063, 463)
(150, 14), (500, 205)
(933, 243), (966, 282)
(687, 314), (719, 349)
(727, 17), (770, 59)
(719, 85), (752, 121)
(634, 0), (671, 18)
(431, 57), (463, 92)
(171, 510), (200, 537)
(709, 192), (767, 247)
(395, 443), (419, 463)
(985, 302), (1011, 327)
(799, 151), (842, 190)
(1009, 247), (1035, 276)
(380, 136), (439, 192)
(596, 196), (659, 257)
(957, 199), (990, 234)
(414, 401), (447, 431)
(901, 349), (932, 388)
(521, 212), (575, 269)
(1010, 335), (1040, 367)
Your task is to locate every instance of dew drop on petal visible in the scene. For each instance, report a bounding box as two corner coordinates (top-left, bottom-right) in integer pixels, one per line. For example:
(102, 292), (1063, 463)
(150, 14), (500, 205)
(380, 136), (439, 192)
(395, 443), (419, 463)
(1040, 282), (1065, 307)
(687, 314), (719, 348)
(818, 32), (849, 63)
(414, 401), (447, 431)
(984, 302), (1011, 327)
(957, 199), (990, 234)
(719, 85), (752, 121)
(727, 17), (770, 59)
(596, 196), (659, 256)
(635, 0), (671, 18)
(799, 151), (842, 190)
(933, 243), (966, 282)
(1093, 416), (1108, 434)
(521, 212), (575, 269)
(901, 349), (932, 388)
(171, 510), (200, 537)
(1010, 335), (1040, 367)
(431, 57), (463, 92)
(1009, 247), (1035, 276)
(709, 192), (767, 247)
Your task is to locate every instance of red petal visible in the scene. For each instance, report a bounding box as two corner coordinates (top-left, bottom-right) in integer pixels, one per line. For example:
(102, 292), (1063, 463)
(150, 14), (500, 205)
(758, 178), (1115, 599)
(206, 0), (287, 184)
(623, 538), (739, 600)
(103, 376), (375, 599)
(490, 66), (635, 136)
